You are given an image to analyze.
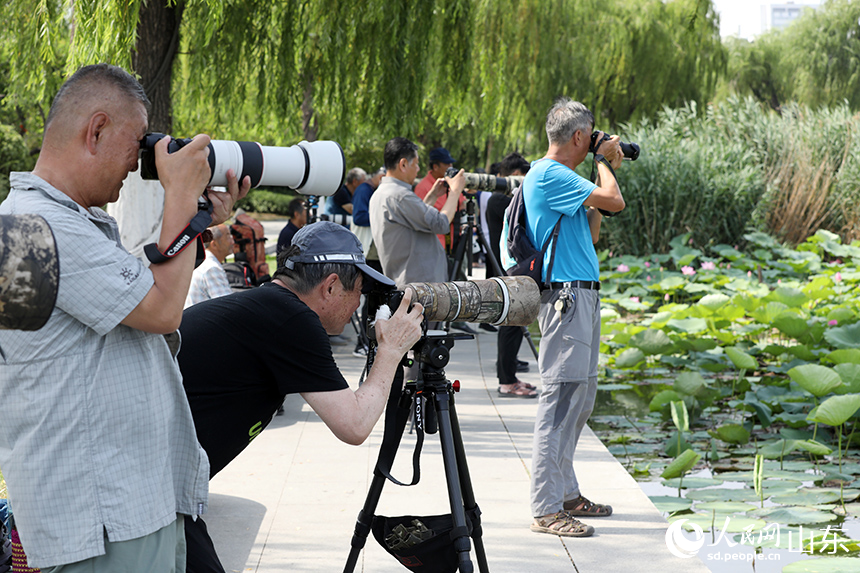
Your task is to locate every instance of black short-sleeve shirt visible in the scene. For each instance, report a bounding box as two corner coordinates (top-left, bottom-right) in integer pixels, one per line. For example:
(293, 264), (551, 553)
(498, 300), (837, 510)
(179, 282), (349, 476)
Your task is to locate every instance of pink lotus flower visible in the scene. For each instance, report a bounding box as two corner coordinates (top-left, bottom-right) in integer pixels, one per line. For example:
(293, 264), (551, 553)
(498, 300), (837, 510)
(617, 264), (629, 272)
(630, 296), (640, 303)
(644, 262), (651, 268)
(681, 266), (696, 276)
(700, 261), (716, 271)
(829, 319), (839, 326)
(646, 275), (652, 282)
(727, 264), (731, 269)
(664, 293), (670, 301)
(777, 279), (782, 284)
(747, 271), (752, 278)
(835, 272), (843, 283)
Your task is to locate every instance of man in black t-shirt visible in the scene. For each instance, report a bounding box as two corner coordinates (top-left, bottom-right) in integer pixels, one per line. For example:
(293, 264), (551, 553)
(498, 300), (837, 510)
(178, 221), (425, 573)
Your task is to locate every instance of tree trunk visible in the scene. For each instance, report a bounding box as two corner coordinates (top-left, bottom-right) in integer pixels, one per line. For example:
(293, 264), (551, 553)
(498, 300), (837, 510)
(109, 2), (185, 256)
(301, 74), (318, 142)
(132, 1), (184, 133)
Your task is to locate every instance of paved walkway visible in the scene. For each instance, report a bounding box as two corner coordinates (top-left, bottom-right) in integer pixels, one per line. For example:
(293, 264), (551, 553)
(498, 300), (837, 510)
(203, 281), (710, 572)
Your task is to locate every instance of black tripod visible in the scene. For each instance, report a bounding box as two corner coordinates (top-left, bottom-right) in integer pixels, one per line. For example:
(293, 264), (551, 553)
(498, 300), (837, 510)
(446, 193), (538, 360)
(344, 333), (489, 573)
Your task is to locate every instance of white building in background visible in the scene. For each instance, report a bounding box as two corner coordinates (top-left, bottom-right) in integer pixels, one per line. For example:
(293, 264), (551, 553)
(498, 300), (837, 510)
(761, 2), (819, 34)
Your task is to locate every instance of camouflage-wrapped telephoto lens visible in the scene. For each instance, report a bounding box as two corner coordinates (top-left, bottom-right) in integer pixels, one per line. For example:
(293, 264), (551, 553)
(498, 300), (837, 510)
(444, 167), (523, 194)
(404, 276), (539, 326)
(0, 214), (59, 331)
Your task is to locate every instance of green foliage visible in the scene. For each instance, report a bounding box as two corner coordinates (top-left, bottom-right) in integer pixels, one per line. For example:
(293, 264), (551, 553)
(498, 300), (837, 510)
(235, 189), (297, 216)
(0, 123), (32, 202)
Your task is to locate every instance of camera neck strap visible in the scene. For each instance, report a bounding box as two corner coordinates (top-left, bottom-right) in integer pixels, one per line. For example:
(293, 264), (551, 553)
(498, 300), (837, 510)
(376, 365), (425, 487)
(589, 154), (620, 218)
(144, 200), (213, 267)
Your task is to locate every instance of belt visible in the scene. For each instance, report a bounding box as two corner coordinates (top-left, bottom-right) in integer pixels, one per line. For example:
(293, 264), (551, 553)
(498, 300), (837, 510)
(550, 280), (600, 291)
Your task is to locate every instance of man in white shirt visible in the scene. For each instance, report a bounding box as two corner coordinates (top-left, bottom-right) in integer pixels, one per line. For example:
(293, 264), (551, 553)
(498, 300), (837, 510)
(185, 224), (234, 307)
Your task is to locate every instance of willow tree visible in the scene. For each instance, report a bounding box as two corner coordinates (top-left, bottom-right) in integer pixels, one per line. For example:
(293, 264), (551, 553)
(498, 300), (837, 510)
(1, 0), (724, 161)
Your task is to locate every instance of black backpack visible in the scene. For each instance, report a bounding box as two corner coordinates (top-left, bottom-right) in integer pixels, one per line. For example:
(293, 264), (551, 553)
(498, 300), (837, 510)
(504, 184), (562, 290)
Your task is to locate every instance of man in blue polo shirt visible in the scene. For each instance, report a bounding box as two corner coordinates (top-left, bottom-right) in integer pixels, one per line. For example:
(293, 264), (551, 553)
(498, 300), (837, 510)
(525, 98), (624, 538)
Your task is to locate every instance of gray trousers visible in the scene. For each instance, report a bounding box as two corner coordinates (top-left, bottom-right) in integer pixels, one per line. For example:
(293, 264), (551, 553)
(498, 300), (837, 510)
(530, 287), (600, 517)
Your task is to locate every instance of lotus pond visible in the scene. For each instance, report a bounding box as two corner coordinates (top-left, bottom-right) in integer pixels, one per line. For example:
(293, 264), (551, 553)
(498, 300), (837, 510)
(589, 231), (860, 572)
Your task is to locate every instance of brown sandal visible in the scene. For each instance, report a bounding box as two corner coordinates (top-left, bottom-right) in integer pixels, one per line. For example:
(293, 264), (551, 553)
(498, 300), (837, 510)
(530, 512), (594, 537)
(498, 381), (537, 398)
(563, 495), (613, 517)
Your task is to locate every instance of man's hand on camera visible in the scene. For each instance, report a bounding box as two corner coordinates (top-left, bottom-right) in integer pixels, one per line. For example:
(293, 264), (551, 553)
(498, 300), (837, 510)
(208, 168), (252, 226)
(444, 168), (466, 196)
(375, 289), (424, 358)
(155, 134), (212, 208)
(425, 177), (449, 204)
(596, 134), (623, 170)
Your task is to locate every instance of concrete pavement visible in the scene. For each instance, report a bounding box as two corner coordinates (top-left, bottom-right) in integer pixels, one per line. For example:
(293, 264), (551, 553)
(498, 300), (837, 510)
(203, 308), (709, 572)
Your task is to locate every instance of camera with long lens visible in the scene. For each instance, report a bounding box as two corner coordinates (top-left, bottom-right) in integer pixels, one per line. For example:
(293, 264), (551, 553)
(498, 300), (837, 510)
(0, 214), (59, 331)
(139, 133), (346, 196)
(304, 195), (352, 227)
(589, 131), (640, 161)
(368, 276), (540, 340)
(444, 167), (523, 194)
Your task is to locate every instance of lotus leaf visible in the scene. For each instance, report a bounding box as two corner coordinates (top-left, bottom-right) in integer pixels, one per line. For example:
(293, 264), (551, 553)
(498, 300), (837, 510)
(649, 390), (681, 412)
(615, 347), (646, 369)
(670, 401), (689, 433)
(661, 449), (700, 479)
(828, 349), (860, 365)
(773, 314), (810, 339)
(698, 293), (730, 312)
(826, 307), (855, 325)
(782, 557), (860, 573)
(726, 347), (758, 370)
(597, 383), (634, 391)
(662, 477), (724, 489)
(674, 371), (706, 396)
(771, 488), (860, 506)
(788, 365), (843, 397)
(629, 329), (675, 356)
(751, 301), (790, 324)
(648, 495), (692, 513)
(657, 276), (686, 291)
(824, 322), (860, 349)
(695, 501), (755, 513)
(793, 440), (833, 456)
(807, 394), (860, 427)
(784, 346), (815, 362)
(666, 317), (708, 334)
(767, 287), (808, 308)
(685, 488), (761, 502)
(833, 364), (860, 394)
(749, 506), (836, 525)
(758, 439), (800, 459)
(709, 424), (751, 445)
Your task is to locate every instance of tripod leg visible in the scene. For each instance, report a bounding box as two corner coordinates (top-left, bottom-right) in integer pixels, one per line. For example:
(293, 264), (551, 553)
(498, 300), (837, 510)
(449, 396), (490, 573)
(430, 388), (475, 573)
(344, 371), (411, 573)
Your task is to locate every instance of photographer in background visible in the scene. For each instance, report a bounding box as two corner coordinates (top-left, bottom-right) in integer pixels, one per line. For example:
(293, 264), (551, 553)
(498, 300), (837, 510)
(369, 137), (465, 287)
(486, 152), (537, 398)
(276, 197), (308, 252)
(177, 221), (424, 571)
(324, 167), (366, 217)
(527, 98), (623, 538)
(185, 224), (234, 308)
(0, 63), (249, 571)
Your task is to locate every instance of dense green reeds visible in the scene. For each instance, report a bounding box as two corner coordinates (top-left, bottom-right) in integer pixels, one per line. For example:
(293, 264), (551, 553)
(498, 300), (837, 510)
(606, 97), (860, 256)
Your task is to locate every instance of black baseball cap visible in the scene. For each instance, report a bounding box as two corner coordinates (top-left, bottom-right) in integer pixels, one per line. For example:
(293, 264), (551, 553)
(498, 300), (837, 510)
(283, 221), (395, 289)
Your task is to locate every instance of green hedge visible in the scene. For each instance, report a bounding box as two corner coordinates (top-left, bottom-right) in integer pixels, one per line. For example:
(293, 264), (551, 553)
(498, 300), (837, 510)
(235, 189), (298, 216)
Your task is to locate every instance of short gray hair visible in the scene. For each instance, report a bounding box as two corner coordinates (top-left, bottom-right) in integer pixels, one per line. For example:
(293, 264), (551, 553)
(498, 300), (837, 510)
(545, 98), (594, 145)
(346, 167), (368, 185)
(46, 64), (150, 129)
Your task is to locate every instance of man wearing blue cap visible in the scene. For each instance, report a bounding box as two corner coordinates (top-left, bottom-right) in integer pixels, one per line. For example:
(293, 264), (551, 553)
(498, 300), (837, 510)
(177, 221), (425, 571)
